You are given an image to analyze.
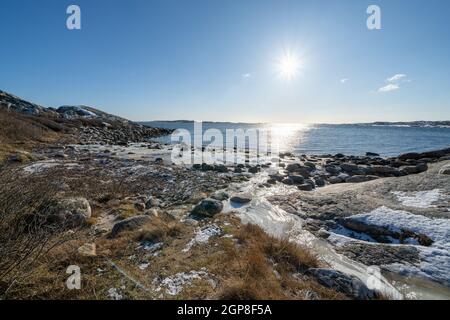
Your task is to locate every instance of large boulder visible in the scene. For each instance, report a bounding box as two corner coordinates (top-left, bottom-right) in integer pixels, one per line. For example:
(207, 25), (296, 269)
(400, 163), (428, 175)
(191, 198), (223, 217)
(110, 215), (151, 238)
(306, 268), (376, 300)
(46, 197), (91, 227)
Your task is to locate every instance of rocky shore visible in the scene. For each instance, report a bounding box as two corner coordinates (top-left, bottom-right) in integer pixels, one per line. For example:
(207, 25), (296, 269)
(1, 90), (449, 300)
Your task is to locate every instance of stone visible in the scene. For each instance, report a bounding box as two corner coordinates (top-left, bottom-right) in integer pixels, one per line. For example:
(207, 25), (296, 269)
(211, 191), (230, 201)
(191, 198), (223, 217)
(78, 243), (96, 257)
(248, 166), (260, 174)
(328, 176), (343, 184)
(110, 215), (151, 238)
(345, 175), (379, 183)
(281, 177), (294, 185)
(440, 167), (450, 175)
(230, 194), (252, 204)
(145, 197), (161, 209)
(134, 202), (145, 211)
(366, 152), (380, 157)
(306, 268), (376, 299)
(400, 163), (428, 175)
(288, 175), (305, 184)
(368, 165), (400, 176)
(314, 177), (325, 187)
(325, 165), (341, 175)
(297, 183), (313, 191)
(46, 197), (92, 227)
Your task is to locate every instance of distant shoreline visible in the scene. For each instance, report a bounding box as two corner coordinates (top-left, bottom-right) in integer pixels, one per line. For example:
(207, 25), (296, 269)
(140, 120), (450, 128)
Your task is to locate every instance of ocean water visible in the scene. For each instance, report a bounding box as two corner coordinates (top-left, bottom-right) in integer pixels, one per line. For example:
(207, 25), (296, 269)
(143, 121), (450, 157)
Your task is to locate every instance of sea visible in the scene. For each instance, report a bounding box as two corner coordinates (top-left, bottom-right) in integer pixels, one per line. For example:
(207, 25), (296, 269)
(142, 121), (450, 157)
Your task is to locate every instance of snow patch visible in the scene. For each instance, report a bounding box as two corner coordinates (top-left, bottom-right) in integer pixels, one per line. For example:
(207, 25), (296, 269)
(107, 288), (123, 300)
(155, 269), (210, 296)
(182, 224), (222, 252)
(351, 206), (449, 247)
(352, 206), (450, 286)
(392, 189), (443, 208)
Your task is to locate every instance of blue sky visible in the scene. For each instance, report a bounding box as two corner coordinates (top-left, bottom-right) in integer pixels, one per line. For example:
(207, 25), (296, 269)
(1, 0), (449, 123)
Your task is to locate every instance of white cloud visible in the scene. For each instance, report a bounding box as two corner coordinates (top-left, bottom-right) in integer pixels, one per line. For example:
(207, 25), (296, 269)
(340, 78), (349, 83)
(378, 83), (400, 92)
(387, 74), (407, 82)
(242, 73), (251, 79)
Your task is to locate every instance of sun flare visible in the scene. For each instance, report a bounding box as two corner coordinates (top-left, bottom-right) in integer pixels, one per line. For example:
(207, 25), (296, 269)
(276, 51), (303, 81)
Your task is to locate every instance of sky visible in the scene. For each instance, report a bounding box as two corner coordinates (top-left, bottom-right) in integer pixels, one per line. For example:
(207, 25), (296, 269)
(1, 0), (449, 123)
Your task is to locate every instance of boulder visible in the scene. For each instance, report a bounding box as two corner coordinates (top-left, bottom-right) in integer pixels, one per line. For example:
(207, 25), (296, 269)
(281, 177), (294, 185)
(306, 268), (376, 300)
(230, 194), (252, 204)
(211, 191), (230, 201)
(248, 166), (260, 174)
(288, 175), (305, 184)
(400, 163), (428, 175)
(78, 243), (96, 257)
(328, 176), (343, 184)
(368, 165), (400, 176)
(145, 197), (161, 209)
(325, 165), (341, 175)
(110, 215), (151, 238)
(345, 175), (379, 183)
(440, 167), (450, 175)
(297, 183), (313, 191)
(191, 198), (223, 217)
(314, 177), (325, 187)
(46, 197), (91, 227)
(366, 152), (380, 157)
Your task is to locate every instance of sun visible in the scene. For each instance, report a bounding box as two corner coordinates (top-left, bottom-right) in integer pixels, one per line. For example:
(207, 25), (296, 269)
(276, 51), (303, 81)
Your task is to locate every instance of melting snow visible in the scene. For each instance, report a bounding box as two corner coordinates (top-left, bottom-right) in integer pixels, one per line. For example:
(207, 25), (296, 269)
(155, 269), (210, 296)
(107, 288), (123, 300)
(182, 224), (222, 252)
(351, 206), (450, 247)
(351, 206), (450, 286)
(392, 189), (443, 208)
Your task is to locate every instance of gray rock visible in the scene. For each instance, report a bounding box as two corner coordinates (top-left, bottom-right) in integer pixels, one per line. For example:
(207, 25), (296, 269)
(286, 163), (302, 172)
(400, 163), (428, 175)
(281, 177), (294, 185)
(230, 194), (252, 204)
(47, 197), (91, 227)
(248, 166), (260, 174)
(211, 191), (230, 201)
(145, 197), (161, 209)
(297, 183), (313, 191)
(314, 177), (325, 187)
(110, 215), (151, 238)
(288, 175), (305, 184)
(325, 165), (341, 175)
(440, 167), (450, 175)
(306, 268), (376, 299)
(368, 165), (400, 176)
(345, 175), (379, 183)
(191, 198), (223, 217)
(366, 152), (380, 157)
(328, 176), (343, 184)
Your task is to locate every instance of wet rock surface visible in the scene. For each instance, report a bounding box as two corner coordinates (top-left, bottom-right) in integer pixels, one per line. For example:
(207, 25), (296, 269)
(306, 268), (376, 300)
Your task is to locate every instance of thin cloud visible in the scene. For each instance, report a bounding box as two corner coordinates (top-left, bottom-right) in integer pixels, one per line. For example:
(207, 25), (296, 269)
(378, 83), (399, 92)
(387, 74), (407, 82)
(242, 73), (251, 79)
(340, 78), (349, 83)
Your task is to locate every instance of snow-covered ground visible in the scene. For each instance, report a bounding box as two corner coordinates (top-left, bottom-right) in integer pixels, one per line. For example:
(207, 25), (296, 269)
(183, 224), (222, 252)
(392, 189), (443, 208)
(349, 206), (450, 287)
